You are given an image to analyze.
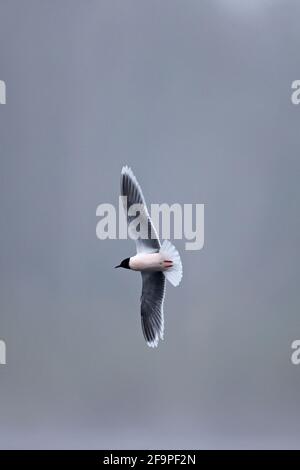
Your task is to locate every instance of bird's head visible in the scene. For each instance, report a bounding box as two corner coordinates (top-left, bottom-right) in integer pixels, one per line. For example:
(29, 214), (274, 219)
(114, 257), (130, 269)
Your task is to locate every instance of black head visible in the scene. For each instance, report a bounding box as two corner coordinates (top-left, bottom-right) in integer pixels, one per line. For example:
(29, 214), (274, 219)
(115, 257), (130, 269)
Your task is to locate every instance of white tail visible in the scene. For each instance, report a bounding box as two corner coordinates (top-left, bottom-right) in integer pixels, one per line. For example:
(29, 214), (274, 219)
(160, 240), (183, 287)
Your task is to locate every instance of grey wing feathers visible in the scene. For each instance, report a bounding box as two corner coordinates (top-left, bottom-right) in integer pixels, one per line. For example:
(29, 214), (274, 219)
(141, 271), (165, 348)
(120, 166), (160, 253)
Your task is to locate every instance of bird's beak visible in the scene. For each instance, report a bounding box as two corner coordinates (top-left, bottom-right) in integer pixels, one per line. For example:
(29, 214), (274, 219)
(114, 265), (120, 268)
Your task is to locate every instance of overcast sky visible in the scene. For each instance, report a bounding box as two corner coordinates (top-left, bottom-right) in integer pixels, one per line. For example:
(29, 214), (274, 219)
(0, 0), (300, 449)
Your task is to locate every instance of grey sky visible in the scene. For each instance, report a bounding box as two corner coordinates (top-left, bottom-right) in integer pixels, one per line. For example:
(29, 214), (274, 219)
(0, 0), (300, 449)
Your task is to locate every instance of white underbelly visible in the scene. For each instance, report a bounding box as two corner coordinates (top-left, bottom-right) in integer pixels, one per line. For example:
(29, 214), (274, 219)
(129, 253), (166, 271)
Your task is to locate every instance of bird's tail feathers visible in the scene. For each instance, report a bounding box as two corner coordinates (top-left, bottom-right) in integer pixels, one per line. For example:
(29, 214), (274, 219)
(160, 240), (183, 287)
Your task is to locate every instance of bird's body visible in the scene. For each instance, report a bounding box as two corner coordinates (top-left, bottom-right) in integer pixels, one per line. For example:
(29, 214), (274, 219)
(115, 166), (183, 348)
(129, 252), (173, 272)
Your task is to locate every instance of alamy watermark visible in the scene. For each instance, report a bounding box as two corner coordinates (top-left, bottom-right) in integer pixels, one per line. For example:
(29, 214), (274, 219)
(96, 197), (204, 251)
(291, 80), (300, 105)
(0, 80), (6, 104)
(291, 340), (300, 365)
(0, 340), (6, 365)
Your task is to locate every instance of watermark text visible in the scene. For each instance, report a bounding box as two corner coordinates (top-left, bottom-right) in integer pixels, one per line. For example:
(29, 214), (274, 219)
(96, 197), (204, 251)
(0, 80), (6, 104)
(0, 339), (6, 365)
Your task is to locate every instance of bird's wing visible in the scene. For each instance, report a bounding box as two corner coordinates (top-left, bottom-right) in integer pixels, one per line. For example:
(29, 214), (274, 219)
(140, 271), (165, 347)
(121, 166), (160, 253)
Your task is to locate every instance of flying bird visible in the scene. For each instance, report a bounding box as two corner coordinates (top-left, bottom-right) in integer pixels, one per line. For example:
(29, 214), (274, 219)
(115, 166), (183, 348)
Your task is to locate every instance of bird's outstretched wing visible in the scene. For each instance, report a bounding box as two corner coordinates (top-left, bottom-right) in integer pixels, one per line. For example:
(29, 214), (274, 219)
(141, 271), (165, 347)
(120, 166), (160, 253)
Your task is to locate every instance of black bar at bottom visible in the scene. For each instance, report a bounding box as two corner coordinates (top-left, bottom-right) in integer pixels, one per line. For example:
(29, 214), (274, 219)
(0, 450), (299, 466)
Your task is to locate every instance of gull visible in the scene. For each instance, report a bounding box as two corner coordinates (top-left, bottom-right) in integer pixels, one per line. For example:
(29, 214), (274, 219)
(115, 166), (183, 348)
